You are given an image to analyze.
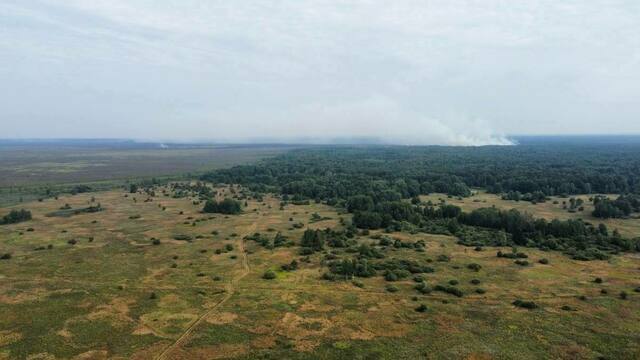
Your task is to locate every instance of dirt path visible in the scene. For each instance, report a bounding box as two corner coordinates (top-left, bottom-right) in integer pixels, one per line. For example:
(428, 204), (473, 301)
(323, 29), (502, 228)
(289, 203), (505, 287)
(155, 222), (255, 360)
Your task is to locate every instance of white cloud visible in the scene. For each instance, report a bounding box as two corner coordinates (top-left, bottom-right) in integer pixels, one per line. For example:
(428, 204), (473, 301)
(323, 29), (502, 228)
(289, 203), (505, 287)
(1, 1), (639, 142)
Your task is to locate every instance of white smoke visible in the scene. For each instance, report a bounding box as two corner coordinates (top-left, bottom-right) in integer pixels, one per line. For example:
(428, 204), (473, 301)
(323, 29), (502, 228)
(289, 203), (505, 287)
(254, 95), (515, 146)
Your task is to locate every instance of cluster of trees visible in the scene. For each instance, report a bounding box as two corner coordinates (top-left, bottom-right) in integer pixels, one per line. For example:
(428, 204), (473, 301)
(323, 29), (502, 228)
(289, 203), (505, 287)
(593, 195), (640, 219)
(245, 232), (290, 249)
(502, 191), (547, 203)
(0, 209), (32, 225)
(198, 145), (640, 260)
(202, 198), (242, 214)
(202, 144), (640, 205)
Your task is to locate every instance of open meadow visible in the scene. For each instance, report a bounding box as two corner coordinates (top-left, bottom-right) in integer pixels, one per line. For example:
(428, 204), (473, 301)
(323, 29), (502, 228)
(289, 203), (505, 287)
(1, 184), (639, 359)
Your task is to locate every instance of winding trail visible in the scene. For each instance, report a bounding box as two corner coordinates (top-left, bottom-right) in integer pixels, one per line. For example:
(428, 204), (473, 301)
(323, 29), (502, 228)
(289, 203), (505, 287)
(155, 222), (255, 360)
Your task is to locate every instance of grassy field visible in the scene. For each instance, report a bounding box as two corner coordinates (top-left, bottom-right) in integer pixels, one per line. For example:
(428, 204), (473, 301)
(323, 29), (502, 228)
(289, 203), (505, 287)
(0, 186), (639, 359)
(0, 143), (290, 207)
(0, 144), (289, 187)
(421, 191), (640, 239)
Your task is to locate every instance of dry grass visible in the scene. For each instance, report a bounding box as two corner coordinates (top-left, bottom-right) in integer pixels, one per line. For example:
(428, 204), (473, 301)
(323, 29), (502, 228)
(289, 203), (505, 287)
(0, 186), (638, 359)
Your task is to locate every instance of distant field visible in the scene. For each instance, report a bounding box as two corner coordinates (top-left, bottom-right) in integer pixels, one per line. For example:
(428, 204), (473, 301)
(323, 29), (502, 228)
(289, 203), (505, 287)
(0, 186), (638, 359)
(0, 143), (290, 187)
(0, 142), (293, 207)
(421, 191), (640, 239)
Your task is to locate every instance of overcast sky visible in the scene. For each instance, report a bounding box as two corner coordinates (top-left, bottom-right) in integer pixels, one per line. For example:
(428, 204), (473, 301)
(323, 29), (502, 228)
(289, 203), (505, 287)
(1, 1), (639, 145)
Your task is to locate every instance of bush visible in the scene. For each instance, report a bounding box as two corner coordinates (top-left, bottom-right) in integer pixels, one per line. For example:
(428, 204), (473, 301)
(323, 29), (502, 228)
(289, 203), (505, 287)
(152, 238), (161, 245)
(67, 239), (77, 245)
(594, 277), (603, 284)
(263, 270), (277, 279)
(0, 253), (11, 260)
(384, 271), (399, 282)
(467, 263), (482, 272)
(514, 260), (529, 266)
(470, 279), (481, 285)
(434, 285), (463, 297)
(415, 304), (428, 312)
(0, 209), (32, 225)
(561, 305), (574, 311)
(385, 284), (399, 293)
(512, 300), (538, 309)
(538, 258), (549, 264)
(475, 288), (486, 294)
(202, 198), (242, 214)
(619, 291), (628, 300)
(448, 279), (459, 286)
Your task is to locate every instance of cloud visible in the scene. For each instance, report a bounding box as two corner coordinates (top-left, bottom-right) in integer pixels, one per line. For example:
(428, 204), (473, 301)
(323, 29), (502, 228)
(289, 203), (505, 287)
(1, 1), (639, 143)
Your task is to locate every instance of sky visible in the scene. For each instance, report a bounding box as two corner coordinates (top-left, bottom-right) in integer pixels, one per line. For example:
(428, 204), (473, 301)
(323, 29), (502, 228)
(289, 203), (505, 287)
(1, 1), (639, 145)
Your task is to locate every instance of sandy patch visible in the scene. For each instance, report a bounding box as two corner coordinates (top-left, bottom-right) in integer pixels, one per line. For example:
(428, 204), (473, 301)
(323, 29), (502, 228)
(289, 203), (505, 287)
(0, 331), (22, 347)
(72, 350), (109, 360)
(205, 312), (238, 325)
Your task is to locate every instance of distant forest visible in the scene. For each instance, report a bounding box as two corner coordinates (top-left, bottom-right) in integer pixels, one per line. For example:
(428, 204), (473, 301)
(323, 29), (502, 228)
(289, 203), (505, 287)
(201, 141), (640, 260)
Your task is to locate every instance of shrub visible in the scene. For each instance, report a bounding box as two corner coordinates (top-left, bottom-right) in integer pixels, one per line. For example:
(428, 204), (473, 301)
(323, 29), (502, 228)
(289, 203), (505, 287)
(594, 277), (603, 284)
(449, 279), (459, 286)
(538, 258), (549, 264)
(263, 270), (277, 279)
(561, 305), (574, 311)
(514, 260), (529, 266)
(173, 234), (192, 241)
(0, 209), (32, 225)
(475, 288), (486, 294)
(470, 279), (481, 285)
(434, 285), (463, 297)
(149, 292), (157, 300)
(0, 253), (11, 260)
(67, 239), (77, 245)
(202, 198), (242, 214)
(467, 263), (482, 272)
(414, 282), (432, 294)
(152, 238), (161, 245)
(415, 304), (428, 312)
(634, 287), (640, 293)
(512, 300), (538, 309)
(619, 291), (628, 300)
(352, 280), (364, 288)
(384, 271), (399, 282)
(385, 284), (399, 293)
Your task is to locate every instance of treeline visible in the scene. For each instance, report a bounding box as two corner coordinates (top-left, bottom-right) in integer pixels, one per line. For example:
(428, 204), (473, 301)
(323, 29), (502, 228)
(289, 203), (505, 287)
(592, 195), (640, 219)
(201, 145), (640, 202)
(0, 209), (32, 225)
(198, 145), (640, 259)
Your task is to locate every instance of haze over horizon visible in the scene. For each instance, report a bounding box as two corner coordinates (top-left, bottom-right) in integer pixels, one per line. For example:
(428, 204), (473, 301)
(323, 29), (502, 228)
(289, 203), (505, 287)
(2, 1), (639, 145)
